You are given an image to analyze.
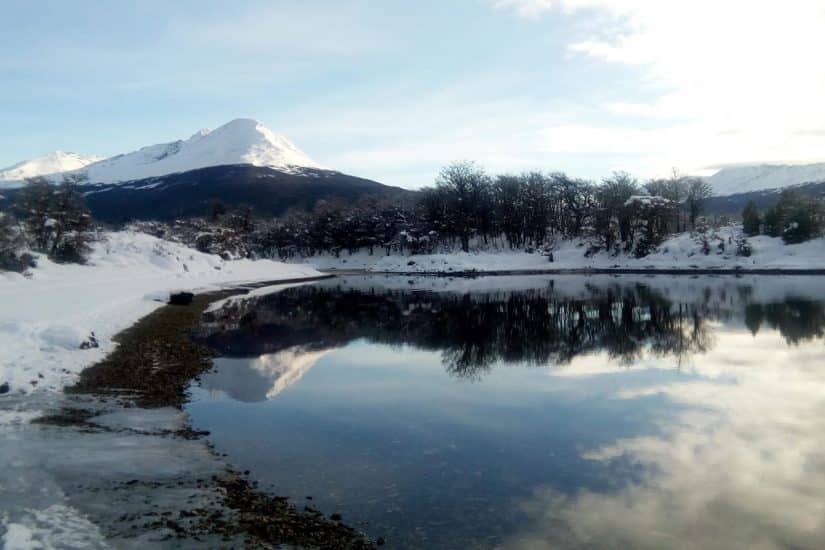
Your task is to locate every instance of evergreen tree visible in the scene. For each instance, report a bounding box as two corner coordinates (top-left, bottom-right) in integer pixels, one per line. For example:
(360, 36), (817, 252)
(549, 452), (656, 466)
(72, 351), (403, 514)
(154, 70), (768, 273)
(742, 201), (761, 236)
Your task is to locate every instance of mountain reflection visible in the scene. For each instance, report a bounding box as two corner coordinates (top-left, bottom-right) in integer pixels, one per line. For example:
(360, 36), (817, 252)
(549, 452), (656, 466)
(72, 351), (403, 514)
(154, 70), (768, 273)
(194, 277), (825, 382)
(200, 347), (334, 402)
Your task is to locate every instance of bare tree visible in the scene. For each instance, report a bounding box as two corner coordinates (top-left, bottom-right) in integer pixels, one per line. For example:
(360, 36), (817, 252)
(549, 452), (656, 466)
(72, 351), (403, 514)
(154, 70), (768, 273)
(684, 177), (712, 227)
(595, 172), (639, 251)
(433, 161), (493, 252)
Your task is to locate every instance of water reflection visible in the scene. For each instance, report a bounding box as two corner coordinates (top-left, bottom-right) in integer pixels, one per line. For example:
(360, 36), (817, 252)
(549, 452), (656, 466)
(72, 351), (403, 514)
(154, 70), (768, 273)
(188, 275), (825, 549)
(202, 347), (334, 402)
(195, 279), (732, 384)
(508, 327), (825, 549)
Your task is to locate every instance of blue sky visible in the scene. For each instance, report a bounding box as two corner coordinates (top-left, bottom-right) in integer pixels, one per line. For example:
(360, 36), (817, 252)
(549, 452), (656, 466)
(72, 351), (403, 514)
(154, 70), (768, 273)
(2, 0), (824, 188)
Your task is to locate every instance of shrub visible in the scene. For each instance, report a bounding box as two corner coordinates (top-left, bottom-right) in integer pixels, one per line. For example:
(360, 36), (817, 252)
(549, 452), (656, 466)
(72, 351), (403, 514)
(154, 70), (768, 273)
(735, 235), (752, 257)
(16, 177), (94, 263)
(0, 211), (36, 272)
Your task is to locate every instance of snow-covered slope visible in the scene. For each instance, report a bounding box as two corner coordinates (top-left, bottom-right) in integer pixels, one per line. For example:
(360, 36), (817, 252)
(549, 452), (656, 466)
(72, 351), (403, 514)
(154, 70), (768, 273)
(708, 162), (825, 196)
(0, 118), (322, 188)
(0, 151), (102, 187)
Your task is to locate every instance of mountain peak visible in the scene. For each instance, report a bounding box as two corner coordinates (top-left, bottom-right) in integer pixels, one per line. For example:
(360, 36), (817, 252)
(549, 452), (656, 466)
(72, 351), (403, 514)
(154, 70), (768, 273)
(0, 119), (322, 187)
(220, 117), (262, 129)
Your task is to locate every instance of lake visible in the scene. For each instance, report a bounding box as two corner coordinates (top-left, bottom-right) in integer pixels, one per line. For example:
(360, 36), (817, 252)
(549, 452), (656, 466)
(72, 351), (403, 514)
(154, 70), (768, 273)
(186, 274), (825, 549)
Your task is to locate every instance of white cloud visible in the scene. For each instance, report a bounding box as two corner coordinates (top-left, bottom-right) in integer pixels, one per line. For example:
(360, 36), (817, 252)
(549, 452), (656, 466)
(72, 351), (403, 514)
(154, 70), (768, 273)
(496, 0), (825, 175)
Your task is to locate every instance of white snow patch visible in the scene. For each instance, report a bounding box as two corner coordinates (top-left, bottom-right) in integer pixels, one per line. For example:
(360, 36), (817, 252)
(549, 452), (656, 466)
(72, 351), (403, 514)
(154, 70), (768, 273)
(1, 505), (107, 549)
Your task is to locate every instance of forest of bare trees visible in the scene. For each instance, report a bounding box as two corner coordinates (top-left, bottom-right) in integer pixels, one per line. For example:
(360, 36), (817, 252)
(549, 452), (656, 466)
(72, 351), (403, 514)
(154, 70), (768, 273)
(233, 162), (714, 260)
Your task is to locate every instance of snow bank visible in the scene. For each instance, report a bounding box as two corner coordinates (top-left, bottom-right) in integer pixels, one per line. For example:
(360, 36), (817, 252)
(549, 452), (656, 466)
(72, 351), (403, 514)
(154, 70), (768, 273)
(295, 227), (825, 273)
(0, 230), (321, 398)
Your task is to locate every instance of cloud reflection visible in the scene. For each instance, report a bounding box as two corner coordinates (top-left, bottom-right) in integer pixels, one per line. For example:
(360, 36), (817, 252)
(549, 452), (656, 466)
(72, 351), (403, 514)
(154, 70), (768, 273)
(508, 327), (825, 549)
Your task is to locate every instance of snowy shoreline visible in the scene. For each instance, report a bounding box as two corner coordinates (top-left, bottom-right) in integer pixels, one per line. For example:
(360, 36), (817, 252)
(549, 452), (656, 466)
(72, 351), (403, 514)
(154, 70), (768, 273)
(0, 230), (323, 399)
(297, 226), (825, 275)
(0, 231), (335, 548)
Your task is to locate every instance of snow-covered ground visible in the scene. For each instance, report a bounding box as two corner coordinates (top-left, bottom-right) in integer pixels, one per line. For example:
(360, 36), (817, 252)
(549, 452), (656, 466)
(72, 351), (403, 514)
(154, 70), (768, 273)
(295, 227), (825, 273)
(0, 230), (321, 399)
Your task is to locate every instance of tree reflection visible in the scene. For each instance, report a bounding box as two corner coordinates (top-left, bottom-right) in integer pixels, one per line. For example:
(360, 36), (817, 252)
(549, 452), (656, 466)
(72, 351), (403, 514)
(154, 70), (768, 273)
(746, 300), (825, 344)
(195, 281), (825, 379)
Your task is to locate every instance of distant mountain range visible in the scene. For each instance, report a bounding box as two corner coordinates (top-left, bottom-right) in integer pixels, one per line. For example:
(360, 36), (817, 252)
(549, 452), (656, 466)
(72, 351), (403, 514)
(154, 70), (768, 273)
(700, 163), (825, 215)
(704, 180), (825, 216)
(3, 119), (825, 221)
(707, 163), (825, 197)
(0, 119), (406, 222)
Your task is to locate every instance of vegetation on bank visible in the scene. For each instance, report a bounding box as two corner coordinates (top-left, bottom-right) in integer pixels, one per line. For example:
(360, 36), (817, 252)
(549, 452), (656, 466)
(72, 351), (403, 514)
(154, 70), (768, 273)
(741, 190), (825, 244)
(3, 163), (825, 271)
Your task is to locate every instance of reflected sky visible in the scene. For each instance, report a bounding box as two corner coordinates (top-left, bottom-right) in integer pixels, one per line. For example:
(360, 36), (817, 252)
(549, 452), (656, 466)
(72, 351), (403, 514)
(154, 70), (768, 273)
(187, 275), (825, 549)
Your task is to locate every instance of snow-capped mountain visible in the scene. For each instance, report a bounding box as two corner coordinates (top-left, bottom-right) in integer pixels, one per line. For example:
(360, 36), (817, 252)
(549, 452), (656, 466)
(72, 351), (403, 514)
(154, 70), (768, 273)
(0, 118), (404, 222)
(0, 151), (103, 186)
(0, 118), (322, 188)
(77, 118), (322, 185)
(708, 162), (825, 196)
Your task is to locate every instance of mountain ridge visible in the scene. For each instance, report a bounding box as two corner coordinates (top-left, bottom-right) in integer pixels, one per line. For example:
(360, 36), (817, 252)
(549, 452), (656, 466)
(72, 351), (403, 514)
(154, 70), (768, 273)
(0, 151), (103, 185)
(0, 118), (321, 188)
(708, 162), (825, 196)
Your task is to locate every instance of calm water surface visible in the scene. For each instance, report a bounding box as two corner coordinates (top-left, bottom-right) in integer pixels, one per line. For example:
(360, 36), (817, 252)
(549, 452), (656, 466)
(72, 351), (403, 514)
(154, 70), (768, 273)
(186, 275), (825, 549)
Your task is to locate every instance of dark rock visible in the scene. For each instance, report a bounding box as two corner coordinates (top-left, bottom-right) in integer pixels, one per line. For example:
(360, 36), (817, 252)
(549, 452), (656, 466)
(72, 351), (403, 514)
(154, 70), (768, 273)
(331, 513), (342, 521)
(0, 382), (9, 394)
(377, 537), (386, 546)
(168, 292), (195, 306)
(79, 332), (99, 349)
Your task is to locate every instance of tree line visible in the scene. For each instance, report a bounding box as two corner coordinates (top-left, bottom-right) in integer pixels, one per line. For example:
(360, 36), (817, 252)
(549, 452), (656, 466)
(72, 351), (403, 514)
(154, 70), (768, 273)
(194, 162), (715, 260)
(6, 161), (825, 272)
(741, 190), (825, 243)
(117, 162), (720, 261)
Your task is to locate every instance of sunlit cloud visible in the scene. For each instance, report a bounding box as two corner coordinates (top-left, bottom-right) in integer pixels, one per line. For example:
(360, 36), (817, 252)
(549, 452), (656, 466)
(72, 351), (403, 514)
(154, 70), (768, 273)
(496, 0), (825, 175)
